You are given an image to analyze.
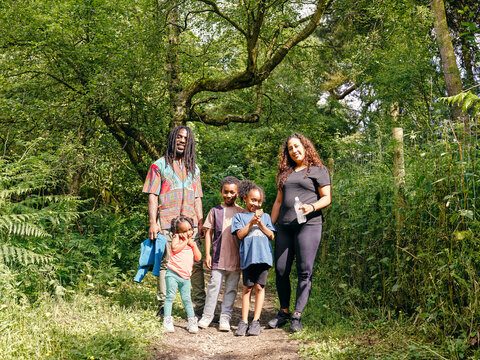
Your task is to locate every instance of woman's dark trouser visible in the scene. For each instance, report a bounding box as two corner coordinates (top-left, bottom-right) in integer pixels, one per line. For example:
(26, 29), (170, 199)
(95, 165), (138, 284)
(274, 223), (322, 314)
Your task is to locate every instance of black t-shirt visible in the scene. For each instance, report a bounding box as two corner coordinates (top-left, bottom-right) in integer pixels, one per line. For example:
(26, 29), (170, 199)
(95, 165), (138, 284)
(277, 166), (331, 225)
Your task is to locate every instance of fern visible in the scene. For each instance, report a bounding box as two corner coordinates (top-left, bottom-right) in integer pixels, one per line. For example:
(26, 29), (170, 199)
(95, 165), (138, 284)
(439, 90), (480, 116)
(0, 244), (51, 265)
(0, 146), (84, 266)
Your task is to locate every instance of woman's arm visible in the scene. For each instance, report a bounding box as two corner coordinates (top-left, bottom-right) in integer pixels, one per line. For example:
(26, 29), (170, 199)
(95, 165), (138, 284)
(270, 189), (283, 224)
(170, 234), (188, 253)
(300, 185), (332, 215)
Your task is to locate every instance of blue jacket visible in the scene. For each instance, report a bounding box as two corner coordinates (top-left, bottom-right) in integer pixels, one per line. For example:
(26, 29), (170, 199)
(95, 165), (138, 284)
(133, 233), (167, 283)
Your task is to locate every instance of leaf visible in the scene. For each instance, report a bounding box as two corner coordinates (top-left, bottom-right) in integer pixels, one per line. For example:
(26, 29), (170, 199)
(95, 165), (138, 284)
(458, 210), (473, 220)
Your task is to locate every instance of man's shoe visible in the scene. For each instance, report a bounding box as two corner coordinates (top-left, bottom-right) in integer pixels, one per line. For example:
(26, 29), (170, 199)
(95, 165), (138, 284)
(218, 314), (231, 332)
(290, 314), (303, 333)
(156, 305), (164, 318)
(163, 316), (175, 332)
(268, 310), (290, 329)
(187, 316), (199, 334)
(247, 320), (261, 336)
(198, 314), (214, 329)
(235, 320), (249, 336)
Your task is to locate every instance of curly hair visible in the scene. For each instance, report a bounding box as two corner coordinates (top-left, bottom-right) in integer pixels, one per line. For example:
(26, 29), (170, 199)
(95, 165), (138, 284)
(220, 176), (240, 191)
(238, 180), (264, 201)
(276, 133), (324, 188)
(165, 126), (196, 176)
(170, 215), (194, 235)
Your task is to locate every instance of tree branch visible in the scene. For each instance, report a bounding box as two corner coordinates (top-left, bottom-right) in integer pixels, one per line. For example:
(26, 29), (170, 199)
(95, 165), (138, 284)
(190, 84), (263, 126)
(329, 83), (357, 100)
(196, 0), (248, 38)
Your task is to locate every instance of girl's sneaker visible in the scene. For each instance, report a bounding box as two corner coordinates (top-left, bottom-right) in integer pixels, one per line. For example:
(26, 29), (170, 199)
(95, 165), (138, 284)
(247, 320), (261, 336)
(235, 320), (248, 336)
(218, 314), (231, 332)
(198, 314), (214, 329)
(187, 316), (199, 333)
(163, 316), (175, 333)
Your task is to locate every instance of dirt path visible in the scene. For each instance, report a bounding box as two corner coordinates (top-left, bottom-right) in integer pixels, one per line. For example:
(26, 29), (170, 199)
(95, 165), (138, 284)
(150, 270), (301, 360)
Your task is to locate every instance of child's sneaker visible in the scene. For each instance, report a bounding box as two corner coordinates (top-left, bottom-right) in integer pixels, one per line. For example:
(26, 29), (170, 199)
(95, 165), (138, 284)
(235, 320), (248, 336)
(247, 320), (261, 336)
(187, 316), (199, 334)
(198, 314), (214, 329)
(218, 314), (231, 332)
(163, 316), (175, 333)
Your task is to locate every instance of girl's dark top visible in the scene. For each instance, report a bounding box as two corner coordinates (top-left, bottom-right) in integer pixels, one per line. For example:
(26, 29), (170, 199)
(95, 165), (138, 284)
(277, 166), (331, 225)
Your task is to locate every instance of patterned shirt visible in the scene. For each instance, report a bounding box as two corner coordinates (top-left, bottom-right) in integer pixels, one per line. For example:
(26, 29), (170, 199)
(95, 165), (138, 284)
(142, 157), (203, 229)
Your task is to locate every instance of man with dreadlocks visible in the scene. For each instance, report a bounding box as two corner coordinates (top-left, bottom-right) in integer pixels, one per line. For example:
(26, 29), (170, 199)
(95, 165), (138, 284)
(143, 126), (206, 318)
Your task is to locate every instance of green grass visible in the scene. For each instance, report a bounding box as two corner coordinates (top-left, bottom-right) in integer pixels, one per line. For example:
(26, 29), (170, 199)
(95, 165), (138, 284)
(0, 269), (163, 360)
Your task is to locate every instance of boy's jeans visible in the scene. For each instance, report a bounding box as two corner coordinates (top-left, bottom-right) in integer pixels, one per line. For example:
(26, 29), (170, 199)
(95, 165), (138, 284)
(203, 269), (240, 318)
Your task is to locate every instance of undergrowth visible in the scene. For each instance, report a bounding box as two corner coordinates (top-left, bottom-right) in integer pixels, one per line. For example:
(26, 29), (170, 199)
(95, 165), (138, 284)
(0, 265), (161, 360)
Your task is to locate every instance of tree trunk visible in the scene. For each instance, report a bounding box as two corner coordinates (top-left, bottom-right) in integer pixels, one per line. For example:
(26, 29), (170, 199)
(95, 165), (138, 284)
(431, 0), (469, 130)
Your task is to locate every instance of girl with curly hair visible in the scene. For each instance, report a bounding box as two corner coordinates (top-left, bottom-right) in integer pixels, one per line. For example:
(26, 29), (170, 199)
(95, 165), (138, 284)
(231, 180), (276, 336)
(268, 133), (332, 332)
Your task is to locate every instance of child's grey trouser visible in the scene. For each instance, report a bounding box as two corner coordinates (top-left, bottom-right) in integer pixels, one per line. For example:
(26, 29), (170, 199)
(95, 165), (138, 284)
(203, 269), (240, 318)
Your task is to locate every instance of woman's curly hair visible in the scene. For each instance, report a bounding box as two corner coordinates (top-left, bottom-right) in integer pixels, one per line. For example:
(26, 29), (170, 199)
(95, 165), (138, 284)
(276, 133), (324, 188)
(238, 180), (264, 201)
(170, 215), (194, 235)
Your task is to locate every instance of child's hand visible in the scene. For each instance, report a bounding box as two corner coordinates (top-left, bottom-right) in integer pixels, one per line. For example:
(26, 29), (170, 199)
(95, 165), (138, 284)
(204, 254), (212, 270)
(187, 237), (195, 247)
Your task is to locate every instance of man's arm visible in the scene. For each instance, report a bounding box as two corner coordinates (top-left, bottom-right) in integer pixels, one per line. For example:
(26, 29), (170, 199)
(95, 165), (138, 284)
(148, 193), (161, 240)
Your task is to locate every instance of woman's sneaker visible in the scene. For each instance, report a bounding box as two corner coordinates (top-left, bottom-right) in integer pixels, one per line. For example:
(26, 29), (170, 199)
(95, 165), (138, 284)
(187, 316), (199, 333)
(268, 310), (290, 329)
(218, 314), (231, 332)
(247, 320), (261, 336)
(290, 314), (303, 332)
(235, 320), (248, 336)
(198, 314), (214, 329)
(163, 316), (175, 333)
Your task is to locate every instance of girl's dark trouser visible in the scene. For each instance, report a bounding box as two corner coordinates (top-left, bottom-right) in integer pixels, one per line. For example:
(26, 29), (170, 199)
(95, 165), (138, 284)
(274, 222), (322, 313)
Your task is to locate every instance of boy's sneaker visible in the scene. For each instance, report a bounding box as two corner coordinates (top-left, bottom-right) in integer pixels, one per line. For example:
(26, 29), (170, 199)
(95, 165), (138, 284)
(198, 314), (214, 329)
(163, 316), (175, 333)
(247, 320), (261, 336)
(187, 316), (199, 334)
(218, 314), (231, 332)
(235, 320), (248, 336)
(268, 310), (290, 329)
(290, 314), (303, 333)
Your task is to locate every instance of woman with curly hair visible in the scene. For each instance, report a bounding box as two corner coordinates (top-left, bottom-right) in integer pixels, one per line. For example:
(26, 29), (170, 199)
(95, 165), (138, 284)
(268, 133), (332, 332)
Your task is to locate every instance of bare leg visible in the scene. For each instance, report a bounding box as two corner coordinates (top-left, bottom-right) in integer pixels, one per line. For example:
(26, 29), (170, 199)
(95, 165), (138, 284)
(253, 284), (265, 321)
(242, 286), (253, 322)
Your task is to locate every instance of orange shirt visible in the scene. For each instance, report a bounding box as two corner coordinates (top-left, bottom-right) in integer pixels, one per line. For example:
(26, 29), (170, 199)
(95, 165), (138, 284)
(167, 243), (195, 279)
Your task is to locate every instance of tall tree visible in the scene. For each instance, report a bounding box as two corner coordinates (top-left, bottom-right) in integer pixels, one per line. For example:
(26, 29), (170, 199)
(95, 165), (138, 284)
(431, 0), (469, 128)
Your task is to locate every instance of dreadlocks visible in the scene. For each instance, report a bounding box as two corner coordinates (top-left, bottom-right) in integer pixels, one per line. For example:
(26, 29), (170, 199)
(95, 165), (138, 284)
(165, 126), (196, 176)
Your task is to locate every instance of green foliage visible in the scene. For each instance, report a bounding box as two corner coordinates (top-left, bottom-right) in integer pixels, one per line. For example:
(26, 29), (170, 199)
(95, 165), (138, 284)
(0, 265), (161, 360)
(440, 90), (480, 117)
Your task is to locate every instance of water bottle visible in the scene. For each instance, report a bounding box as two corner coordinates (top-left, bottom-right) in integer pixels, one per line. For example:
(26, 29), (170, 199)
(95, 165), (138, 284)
(294, 196), (306, 224)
